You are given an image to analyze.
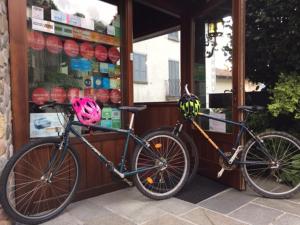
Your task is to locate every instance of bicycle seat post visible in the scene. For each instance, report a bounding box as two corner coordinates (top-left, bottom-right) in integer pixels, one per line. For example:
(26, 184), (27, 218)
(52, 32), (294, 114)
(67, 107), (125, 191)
(129, 113), (135, 130)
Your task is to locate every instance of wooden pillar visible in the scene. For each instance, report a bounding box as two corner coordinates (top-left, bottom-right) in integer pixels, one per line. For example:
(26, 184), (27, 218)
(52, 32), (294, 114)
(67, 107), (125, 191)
(232, 0), (246, 125)
(8, 0), (29, 150)
(232, 0), (246, 189)
(180, 13), (194, 93)
(121, 0), (133, 125)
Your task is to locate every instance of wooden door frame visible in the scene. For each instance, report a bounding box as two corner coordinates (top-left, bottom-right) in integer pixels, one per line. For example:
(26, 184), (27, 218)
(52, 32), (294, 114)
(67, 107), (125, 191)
(183, 0), (246, 189)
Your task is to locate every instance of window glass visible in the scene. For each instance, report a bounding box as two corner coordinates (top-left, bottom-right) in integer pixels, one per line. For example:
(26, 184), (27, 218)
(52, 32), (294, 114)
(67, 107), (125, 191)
(193, 1), (233, 133)
(27, 0), (122, 137)
(133, 31), (181, 103)
(133, 53), (147, 83)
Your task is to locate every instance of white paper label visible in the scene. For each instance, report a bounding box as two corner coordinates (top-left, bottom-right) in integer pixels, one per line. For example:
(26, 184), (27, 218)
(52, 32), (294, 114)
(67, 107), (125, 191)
(32, 18), (55, 33)
(32, 6), (44, 20)
(51, 9), (67, 24)
(209, 112), (226, 133)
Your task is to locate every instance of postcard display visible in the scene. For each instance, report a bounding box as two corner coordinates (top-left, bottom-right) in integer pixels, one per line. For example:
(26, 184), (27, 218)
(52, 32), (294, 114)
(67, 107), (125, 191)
(28, 2), (121, 138)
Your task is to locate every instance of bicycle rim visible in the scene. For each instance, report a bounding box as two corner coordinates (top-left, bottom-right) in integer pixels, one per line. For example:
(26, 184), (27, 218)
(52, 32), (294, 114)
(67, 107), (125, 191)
(243, 133), (300, 197)
(135, 134), (188, 197)
(5, 142), (79, 221)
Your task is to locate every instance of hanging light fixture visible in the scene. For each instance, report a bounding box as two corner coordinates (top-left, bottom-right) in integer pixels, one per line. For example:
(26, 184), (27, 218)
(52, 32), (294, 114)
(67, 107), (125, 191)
(206, 20), (224, 57)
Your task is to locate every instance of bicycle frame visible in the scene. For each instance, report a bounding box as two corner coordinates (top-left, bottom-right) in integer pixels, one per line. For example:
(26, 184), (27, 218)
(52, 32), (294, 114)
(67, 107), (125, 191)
(190, 112), (273, 165)
(58, 113), (162, 179)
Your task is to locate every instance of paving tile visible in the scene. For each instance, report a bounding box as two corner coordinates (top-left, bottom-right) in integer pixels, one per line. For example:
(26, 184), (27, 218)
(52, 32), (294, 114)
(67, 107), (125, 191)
(41, 212), (83, 225)
(143, 214), (194, 225)
(153, 197), (197, 215)
(87, 187), (150, 206)
(198, 188), (256, 214)
(254, 197), (300, 216)
(229, 203), (283, 225)
(83, 210), (135, 225)
(181, 207), (248, 225)
(86, 187), (167, 224)
(285, 191), (300, 204)
(104, 199), (167, 224)
(66, 199), (111, 222)
(273, 213), (300, 225)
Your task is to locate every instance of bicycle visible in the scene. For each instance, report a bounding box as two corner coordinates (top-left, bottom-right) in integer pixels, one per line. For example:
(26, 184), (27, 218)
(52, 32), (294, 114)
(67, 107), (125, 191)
(143, 120), (199, 183)
(0, 100), (190, 224)
(178, 84), (300, 199)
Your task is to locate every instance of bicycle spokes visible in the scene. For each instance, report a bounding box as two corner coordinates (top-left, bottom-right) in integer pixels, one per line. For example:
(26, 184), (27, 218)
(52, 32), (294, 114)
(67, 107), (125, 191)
(7, 143), (78, 218)
(243, 133), (300, 197)
(135, 134), (188, 196)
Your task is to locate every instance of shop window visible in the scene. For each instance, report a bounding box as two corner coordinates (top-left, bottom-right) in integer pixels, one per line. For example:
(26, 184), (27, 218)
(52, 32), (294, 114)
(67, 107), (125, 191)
(133, 53), (147, 83)
(27, 0), (122, 137)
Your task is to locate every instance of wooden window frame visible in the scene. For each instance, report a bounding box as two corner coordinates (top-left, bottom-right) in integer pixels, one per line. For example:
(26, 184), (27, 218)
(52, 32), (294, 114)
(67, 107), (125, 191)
(8, 0), (133, 149)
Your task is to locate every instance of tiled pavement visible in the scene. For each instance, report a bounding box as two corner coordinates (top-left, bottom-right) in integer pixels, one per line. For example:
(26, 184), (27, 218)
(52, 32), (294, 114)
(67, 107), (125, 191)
(35, 186), (300, 225)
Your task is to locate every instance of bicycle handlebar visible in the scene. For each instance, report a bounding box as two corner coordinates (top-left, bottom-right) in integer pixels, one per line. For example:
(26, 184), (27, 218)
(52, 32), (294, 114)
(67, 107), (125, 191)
(38, 101), (73, 111)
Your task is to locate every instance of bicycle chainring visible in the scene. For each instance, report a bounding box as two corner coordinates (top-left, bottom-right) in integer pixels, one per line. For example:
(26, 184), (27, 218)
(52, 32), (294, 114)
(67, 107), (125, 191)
(219, 152), (237, 171)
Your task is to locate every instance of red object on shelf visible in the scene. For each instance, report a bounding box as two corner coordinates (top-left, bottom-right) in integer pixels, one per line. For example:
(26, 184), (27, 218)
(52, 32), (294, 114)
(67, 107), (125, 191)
(95, 45), (108, 61)
(50, 87), (67, 103)
(32, 87), (50, 105)
(64, 39), (79, 57)
(110, 89), (121, 104)
(67, 88), (80, 101)
(80, 42), (94, 59)
(46, 35), (63, 54)
(84, 88), (94, 99)
(96, 89), (110, 103)
(108, 47), (120, 63)
(28, 31), (45, 51)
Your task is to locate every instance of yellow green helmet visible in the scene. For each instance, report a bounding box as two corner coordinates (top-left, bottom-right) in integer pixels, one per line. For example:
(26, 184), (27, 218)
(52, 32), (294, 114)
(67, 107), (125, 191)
(178, 94), (201, 118)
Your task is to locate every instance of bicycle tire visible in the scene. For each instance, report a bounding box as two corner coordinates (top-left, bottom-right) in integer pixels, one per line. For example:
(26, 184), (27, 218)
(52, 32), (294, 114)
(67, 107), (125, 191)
(142, 126), (199, 183)
(0, 138), (80, 224)
(132, 130), (190, 200)
(241, 131), (300, 198)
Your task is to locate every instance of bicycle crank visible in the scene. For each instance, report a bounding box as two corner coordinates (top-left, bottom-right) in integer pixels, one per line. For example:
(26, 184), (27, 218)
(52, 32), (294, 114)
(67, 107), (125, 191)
(217, 152), (237, 178)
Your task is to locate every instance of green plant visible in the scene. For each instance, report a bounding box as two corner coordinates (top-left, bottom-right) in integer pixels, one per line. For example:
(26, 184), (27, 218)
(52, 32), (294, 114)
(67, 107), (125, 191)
(268, 73), (300, 119)
(280, 154), (300, 186)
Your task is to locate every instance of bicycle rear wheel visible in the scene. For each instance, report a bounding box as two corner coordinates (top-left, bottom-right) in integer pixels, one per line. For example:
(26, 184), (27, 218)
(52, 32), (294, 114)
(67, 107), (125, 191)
(132, 130), (189, 200)
(0, 138), (80, 224)
(241, 131), (300, 198)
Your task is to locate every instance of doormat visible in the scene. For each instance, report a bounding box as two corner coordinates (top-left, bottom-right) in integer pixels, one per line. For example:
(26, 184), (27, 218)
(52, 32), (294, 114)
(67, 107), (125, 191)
(176, 175), (229, 204)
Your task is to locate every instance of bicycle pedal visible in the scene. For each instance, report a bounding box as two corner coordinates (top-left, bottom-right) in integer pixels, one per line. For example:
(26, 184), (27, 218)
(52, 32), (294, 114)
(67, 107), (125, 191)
(123, 178), (133, 186)
(217, 168), (225, 178)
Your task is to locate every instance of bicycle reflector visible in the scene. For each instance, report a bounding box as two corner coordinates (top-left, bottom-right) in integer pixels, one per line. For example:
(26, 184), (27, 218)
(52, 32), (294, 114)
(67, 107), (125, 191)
(155, 143), (162, 149)
(178, 94), (201, 118)
(146, 177), (154, 184)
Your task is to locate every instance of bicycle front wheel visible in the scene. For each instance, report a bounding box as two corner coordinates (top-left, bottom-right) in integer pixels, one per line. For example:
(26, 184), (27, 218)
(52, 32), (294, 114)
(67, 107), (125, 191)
(142, 126), (199, 183)
(132, 130), (189, 200)
(0, 138), (80, 224)
(241, 131), (300, 198)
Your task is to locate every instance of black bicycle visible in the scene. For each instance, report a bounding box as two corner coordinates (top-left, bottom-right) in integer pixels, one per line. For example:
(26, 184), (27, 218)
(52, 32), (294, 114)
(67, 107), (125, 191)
(180, 85), (300, 199)
(0, 102), (190, 224)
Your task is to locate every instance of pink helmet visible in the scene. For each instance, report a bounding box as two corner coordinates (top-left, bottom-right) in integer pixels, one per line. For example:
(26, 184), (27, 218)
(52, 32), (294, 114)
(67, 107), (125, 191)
(71, 97), (101, 126)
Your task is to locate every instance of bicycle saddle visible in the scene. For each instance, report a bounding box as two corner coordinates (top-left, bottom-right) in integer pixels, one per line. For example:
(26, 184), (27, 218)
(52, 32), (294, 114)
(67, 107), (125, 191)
(238, 105), (265, 112)
(119, 105), (147, 113)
